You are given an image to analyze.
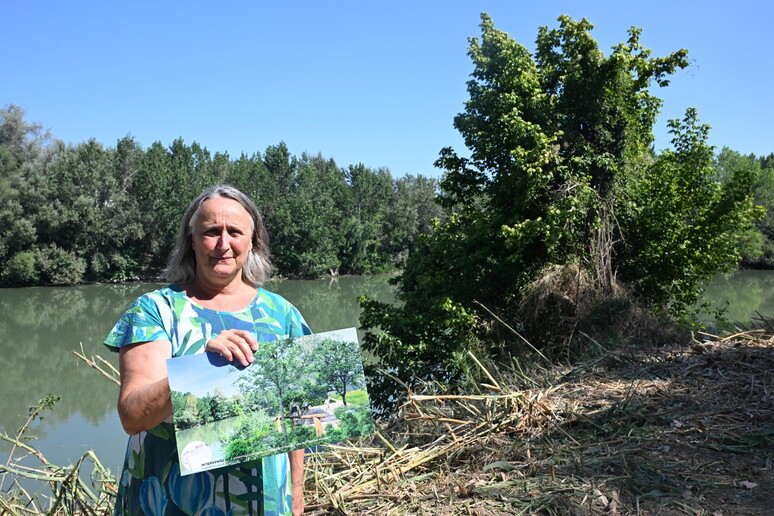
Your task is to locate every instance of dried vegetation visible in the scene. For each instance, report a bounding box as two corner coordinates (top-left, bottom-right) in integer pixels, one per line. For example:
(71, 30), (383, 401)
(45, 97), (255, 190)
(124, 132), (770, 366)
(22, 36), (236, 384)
(305, 331), (774, 515)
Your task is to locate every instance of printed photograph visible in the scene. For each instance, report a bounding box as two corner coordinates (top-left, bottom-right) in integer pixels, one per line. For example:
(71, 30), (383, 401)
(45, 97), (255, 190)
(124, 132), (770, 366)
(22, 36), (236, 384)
(166, 327), (375, 476)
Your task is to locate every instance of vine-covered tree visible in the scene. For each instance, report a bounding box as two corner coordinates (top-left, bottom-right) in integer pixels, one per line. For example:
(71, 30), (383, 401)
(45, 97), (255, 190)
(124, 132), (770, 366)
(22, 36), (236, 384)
(360, 14), (760, 410)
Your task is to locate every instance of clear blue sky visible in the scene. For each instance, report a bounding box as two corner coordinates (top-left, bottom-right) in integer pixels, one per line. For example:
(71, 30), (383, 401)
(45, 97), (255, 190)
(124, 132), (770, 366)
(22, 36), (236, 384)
(167, 354), (243, 399)
(3, 1), (772, 178)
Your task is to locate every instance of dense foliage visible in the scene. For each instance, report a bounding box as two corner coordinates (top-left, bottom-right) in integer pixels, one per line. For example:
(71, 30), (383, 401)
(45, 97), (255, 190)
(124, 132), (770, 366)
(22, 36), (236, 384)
(713, 147), (774, 267)
(360, 14), (763, 410)
(0, 105), (445, 286)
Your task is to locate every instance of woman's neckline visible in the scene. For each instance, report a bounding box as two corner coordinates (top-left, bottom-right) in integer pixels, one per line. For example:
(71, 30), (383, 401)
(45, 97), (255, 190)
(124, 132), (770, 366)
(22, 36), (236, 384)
(170, 283), (261, 313)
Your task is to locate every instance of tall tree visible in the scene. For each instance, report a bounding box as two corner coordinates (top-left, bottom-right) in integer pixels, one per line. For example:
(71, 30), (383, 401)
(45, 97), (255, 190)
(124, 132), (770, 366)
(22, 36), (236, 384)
(361, 14), (759, 409)
(339, 164), (394, 273)
(236, 337), (305, 443)
(714, 147), (774, 267)
(314, 338), (363, 406)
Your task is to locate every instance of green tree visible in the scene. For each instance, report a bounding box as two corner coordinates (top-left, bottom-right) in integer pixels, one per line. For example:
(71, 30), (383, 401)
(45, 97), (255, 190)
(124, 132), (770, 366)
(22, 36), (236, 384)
(237, 338), (308, 443)
(272, 153), (346, 276)
(0, 105), (52, 285)
(339, 164), (395, 273)
(176, 394), (201, 429)
(41, 140), (143, 281)
(131, 138), (215, 268)
(617, 111), (761, 312)
(360, 13), (759, 410)
(171, 390), (189, 423)
(383, 174), (446, 266)
(714, 147), (774, 267)
(0, 104), (52, 163)
(314, 338), (364, 406)
(211, 388), (240, 420)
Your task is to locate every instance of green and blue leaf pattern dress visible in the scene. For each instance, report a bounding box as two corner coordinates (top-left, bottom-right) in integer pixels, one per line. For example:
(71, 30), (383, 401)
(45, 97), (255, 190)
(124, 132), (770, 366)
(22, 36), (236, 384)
(104, 284), (311, 516)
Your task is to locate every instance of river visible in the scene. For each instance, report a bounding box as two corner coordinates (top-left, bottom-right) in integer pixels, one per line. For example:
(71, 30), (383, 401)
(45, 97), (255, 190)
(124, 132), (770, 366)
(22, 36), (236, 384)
(0, 274), (396, 483)
(700, 269), (774, 330)
(1, 269), (772, 484)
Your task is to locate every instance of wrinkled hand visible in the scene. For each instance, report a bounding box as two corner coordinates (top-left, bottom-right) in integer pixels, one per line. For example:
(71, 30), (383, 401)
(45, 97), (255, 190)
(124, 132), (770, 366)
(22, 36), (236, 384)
(205, 329), (258, 367)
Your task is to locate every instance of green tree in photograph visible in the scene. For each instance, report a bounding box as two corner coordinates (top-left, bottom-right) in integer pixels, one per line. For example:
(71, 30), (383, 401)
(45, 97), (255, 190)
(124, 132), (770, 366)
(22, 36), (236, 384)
(176, 394), (201, 429)
(237, 337), (307, 443)
(211, 388), (240, 420)
(171, 390), (190, 423)
(336, 406), (374, 437)
(196, 395), (213, 425)
(315, 338), (364, 406)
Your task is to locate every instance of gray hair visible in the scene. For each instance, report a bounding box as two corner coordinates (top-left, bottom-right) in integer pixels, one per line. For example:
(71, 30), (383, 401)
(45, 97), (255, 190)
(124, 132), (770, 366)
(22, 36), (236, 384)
(164, 185), (271, 286)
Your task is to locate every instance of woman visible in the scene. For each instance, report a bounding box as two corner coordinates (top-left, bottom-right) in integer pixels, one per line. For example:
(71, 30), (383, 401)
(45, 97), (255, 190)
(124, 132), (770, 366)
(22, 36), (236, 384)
(105, 185), (310, 516)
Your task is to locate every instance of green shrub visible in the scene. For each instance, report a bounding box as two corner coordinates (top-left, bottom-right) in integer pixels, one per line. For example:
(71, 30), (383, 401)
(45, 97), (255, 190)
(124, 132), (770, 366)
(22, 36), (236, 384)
(224, 439), (251, 461)
(34, 245), (86, 285)
(1, 251), (39, 286)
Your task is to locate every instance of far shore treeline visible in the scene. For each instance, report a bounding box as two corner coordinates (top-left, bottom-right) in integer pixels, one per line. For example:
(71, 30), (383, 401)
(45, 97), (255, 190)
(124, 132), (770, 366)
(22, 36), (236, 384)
(0, 104), (446, 287)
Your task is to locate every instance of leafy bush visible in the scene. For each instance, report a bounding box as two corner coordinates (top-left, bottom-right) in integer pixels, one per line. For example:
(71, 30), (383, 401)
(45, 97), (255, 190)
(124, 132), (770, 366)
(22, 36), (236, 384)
(33, 245), (86, 285)
(1, 251), (39, 286)
(224, 439), (251, 461)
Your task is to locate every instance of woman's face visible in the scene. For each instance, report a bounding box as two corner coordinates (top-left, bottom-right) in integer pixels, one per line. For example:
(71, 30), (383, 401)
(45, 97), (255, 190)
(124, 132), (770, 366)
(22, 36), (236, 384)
(191, 197), (254, 285)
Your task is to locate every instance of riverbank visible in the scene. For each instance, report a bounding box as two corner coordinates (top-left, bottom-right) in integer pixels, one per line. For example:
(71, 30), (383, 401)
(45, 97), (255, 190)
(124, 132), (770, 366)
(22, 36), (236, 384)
(2, 330), (772, 515)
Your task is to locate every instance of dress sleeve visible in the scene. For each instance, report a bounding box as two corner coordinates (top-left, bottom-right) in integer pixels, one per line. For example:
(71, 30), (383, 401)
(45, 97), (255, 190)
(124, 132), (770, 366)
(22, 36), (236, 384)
(103, 293), (172, 351)
(287, 304), (312, 338)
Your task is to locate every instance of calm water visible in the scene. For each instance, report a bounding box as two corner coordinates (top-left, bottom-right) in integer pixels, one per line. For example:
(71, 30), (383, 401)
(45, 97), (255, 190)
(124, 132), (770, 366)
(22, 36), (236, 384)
(700, 269), (774, 329)
(0, 274), (396, 480)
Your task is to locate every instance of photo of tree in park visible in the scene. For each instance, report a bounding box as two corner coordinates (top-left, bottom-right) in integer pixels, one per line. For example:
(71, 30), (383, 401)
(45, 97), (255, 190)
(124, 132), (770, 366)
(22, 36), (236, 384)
(166, 327), (374, 476)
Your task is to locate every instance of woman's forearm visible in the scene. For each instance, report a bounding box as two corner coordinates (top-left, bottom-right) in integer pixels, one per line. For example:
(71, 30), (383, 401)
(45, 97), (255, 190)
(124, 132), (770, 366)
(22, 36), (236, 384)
(289, 449), (305, 515)
(118, 377), (173, 434)
(118, 340), (173, 435)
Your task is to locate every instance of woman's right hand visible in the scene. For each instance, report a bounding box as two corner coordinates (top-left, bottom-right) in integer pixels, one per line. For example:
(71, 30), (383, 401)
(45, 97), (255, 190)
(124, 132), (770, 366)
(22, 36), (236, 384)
(205, 329), (259, 367)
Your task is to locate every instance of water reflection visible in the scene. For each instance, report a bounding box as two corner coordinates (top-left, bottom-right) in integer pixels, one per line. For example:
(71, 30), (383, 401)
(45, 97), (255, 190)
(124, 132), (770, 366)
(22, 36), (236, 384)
(0, 283), (158, 436)
(700, 270), (774, 330)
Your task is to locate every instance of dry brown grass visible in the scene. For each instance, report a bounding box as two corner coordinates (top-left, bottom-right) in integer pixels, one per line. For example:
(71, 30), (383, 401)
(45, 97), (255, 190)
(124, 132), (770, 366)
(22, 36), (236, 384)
(304, 333), (774, 515)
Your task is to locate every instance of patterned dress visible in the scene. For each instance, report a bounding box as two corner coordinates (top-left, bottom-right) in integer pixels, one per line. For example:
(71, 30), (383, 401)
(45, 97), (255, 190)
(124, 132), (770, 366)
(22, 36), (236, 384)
(104, 284), (311, 516)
